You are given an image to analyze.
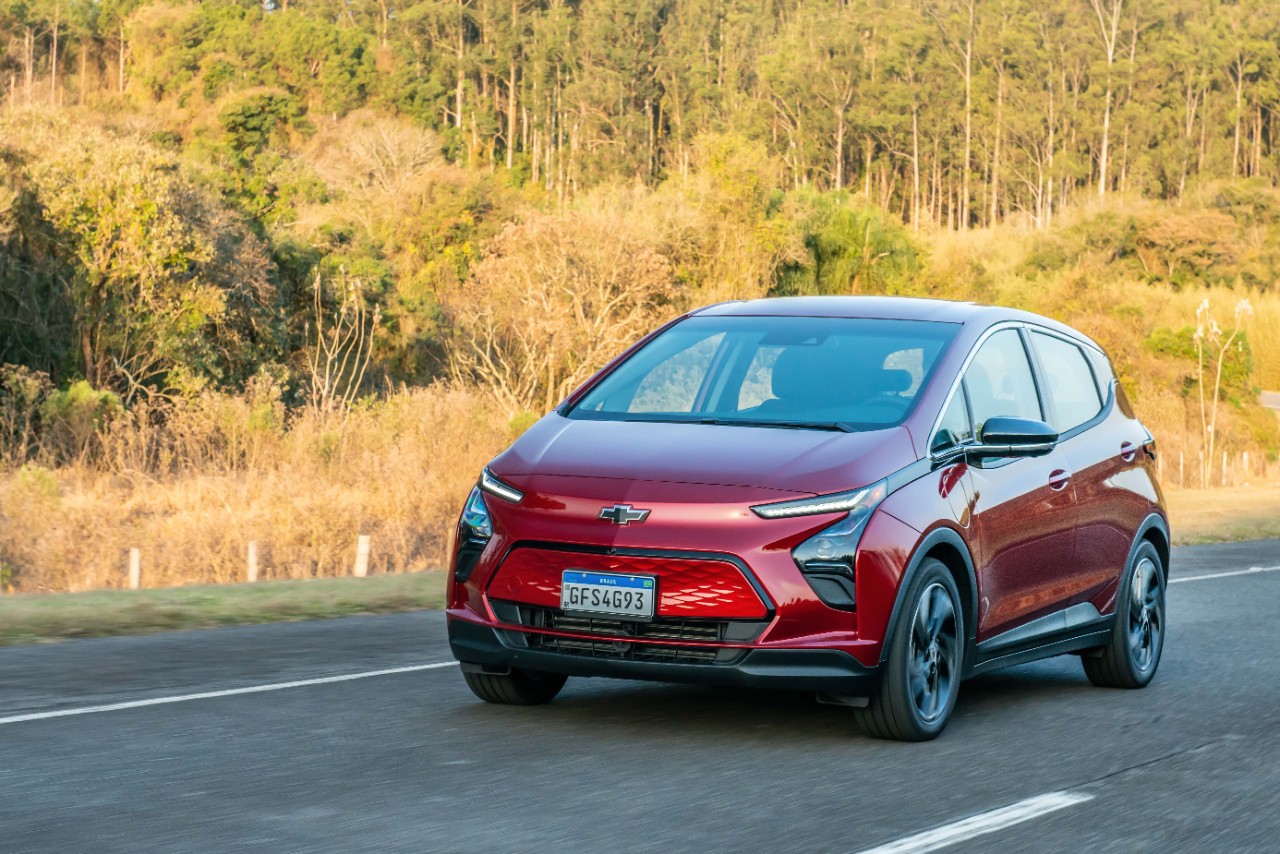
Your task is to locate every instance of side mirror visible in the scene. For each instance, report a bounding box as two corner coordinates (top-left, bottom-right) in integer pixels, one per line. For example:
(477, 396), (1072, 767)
(972, 416), (1058, 458)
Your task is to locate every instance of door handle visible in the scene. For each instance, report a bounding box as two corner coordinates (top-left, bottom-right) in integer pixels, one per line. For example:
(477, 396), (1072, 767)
(1048, 469), (1071, 491)
(1120, 442), (1138, 462)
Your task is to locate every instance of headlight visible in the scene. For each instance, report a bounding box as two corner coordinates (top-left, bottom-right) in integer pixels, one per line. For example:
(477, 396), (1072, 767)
(454, 485), (493, 583)
(460, 486), (493, 539)
(762, 480), (887, 610)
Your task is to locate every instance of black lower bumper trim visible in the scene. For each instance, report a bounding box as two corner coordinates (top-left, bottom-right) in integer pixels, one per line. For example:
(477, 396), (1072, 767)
(448, 618), (879, 695)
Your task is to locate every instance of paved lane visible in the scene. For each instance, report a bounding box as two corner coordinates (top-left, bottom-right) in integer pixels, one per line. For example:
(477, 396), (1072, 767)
(1, 541), (1277, 853)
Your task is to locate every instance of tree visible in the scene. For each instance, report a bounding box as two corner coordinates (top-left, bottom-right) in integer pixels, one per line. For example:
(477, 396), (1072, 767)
(1, 0), (1279, 260)
(927, 0), (977, 228)
(775, 190), (921, 297)
(760, 2), (869, 192)
(443, 209), (675, 412)
(1086, 0), (1125, 198)
(97, 0), (142, 94)
(21, 123), (276, 397)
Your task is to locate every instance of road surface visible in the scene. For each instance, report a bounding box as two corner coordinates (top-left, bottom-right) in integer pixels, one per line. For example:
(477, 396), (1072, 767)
(1, 540), (1277, 853)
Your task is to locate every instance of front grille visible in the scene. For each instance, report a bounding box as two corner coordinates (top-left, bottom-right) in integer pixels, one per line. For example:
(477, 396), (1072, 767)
(534, 634), (722, 664)
(488, 547), (770, 619)
(546, 612), (724, 643)
(490, 601), (768, 665)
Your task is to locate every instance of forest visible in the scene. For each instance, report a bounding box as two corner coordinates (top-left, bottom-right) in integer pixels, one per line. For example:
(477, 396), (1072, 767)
(4, 0), (1280, 220)
(1, 0), (1279, 592)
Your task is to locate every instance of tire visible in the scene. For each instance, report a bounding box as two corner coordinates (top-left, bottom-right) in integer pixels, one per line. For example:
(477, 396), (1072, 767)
(462, 667), (568, 705)
(1082, 541), (1165, 689)
(853, 558), (964, 741)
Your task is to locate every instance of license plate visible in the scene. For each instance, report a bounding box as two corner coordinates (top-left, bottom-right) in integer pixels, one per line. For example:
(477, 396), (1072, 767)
(560, 571), (656, 620)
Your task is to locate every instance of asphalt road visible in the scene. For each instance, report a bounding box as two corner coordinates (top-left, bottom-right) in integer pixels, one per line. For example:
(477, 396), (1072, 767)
(1, 541), (1278, 853)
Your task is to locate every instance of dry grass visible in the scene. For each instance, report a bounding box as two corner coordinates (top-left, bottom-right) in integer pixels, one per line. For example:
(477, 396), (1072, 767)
(0, 572), (447, 646)
(1166, 486), (1280, 546)
(0, 384), (509, 593)
(3, 486), (1273, 647)
(1249, 306), (1280, 391)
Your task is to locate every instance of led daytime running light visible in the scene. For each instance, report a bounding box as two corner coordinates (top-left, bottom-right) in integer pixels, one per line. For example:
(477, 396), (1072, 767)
(480, 467), (524, 504)
(751, 481), (887, 519)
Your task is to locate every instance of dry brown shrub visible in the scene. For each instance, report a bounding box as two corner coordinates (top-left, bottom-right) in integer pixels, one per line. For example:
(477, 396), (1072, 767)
(1134, 210), (1241, 279)
(442, 209), (678, 412)
(305, 110), (444, 196)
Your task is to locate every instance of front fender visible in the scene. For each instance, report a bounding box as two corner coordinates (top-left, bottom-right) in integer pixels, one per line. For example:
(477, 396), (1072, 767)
(871, 523), (979, 672)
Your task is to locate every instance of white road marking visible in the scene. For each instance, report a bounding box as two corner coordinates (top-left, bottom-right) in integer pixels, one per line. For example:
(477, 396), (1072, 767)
(2, 561), (1271, 728)
(854, 791), (1094, 854)
(1170, 565), (1280, 584)
(0, 661), (459, 726)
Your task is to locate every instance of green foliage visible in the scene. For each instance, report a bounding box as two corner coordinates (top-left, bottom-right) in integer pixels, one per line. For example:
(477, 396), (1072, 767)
(1144, 326), (1254, 405)
(40, 382), (123, 426)
(12, 464), (61, 504)
(0, 147), (74, 378)
(775, 191), (922, 297)
(506, 410), (540, 439)
(2, 0), (1280, 465)
(219, 91), (307, 155)
(0, 365), (53, 464)
(6, 0), (1280, 217)
(39, 381), (123, 458)
(1021, 203), (1280, 293)
(2, 118), (280, 399)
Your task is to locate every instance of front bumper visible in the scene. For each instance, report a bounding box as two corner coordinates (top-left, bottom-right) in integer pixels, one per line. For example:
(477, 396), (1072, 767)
(448, 616), (880, 695)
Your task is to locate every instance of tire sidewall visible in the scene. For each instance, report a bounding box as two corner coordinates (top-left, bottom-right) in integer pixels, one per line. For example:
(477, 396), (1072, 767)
(886, 559), (965, 738)
(1117, 540), (1166, 686)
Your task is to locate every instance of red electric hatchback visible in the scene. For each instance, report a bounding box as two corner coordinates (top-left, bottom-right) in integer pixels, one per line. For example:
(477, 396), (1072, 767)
(447, 297), (1168, 740)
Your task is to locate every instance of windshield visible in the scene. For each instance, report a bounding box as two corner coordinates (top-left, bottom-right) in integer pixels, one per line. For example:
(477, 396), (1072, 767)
(568, 315), (959, 431)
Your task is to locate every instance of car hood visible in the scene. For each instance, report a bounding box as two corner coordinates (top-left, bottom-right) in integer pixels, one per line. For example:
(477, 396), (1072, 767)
(490, 413), (918, 496)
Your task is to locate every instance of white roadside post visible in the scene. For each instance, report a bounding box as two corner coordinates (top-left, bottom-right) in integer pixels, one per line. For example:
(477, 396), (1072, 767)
(247, 541), (259, 583)
(128, 548), (141, 590)
(354, 535), (371, 578)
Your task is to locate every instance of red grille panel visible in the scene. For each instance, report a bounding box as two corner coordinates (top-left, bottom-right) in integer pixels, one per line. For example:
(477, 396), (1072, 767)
(488, 548), (769, 619)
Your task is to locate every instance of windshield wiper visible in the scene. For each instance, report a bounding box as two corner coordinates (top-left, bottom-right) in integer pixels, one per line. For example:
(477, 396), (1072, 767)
(695, 417), (856, 433)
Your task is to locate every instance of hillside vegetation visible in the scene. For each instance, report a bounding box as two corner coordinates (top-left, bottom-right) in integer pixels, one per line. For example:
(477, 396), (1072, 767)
(2, 0), (1279, 592)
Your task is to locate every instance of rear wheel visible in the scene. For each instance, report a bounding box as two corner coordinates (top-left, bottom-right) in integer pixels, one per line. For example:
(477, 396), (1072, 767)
(853, 559), (964, 741)
(462, 667), (568, 705)
(1082, 541), (1165, 689)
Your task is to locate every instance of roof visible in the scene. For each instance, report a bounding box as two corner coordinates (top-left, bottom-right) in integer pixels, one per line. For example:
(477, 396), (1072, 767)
(695, 296), (982, 322)
(692, 296), (1098, 349)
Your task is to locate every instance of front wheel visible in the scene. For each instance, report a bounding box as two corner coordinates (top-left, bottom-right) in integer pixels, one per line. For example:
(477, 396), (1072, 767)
(1082, 541), (1165, 689)
(853, 559), (964, 741)
(462, 667), (568, 705)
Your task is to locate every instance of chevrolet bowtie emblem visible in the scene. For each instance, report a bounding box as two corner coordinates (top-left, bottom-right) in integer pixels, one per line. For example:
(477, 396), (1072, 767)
(598, 504), (651, 526)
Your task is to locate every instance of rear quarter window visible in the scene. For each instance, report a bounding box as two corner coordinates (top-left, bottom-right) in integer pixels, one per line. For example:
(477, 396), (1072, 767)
(1030, 331), (1103, 433)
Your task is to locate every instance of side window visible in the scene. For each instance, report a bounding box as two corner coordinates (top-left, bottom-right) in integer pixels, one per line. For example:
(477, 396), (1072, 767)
(964, 329), (1042, 434)
(1030, 331), (1103, 432)
(932, 387), (974, 453)
(1086, 347), (1114, 401)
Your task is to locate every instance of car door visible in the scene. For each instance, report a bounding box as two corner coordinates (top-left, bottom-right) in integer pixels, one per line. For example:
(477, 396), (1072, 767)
(958, 327), (1080, 642)
(1026, 329), (1137, 605)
